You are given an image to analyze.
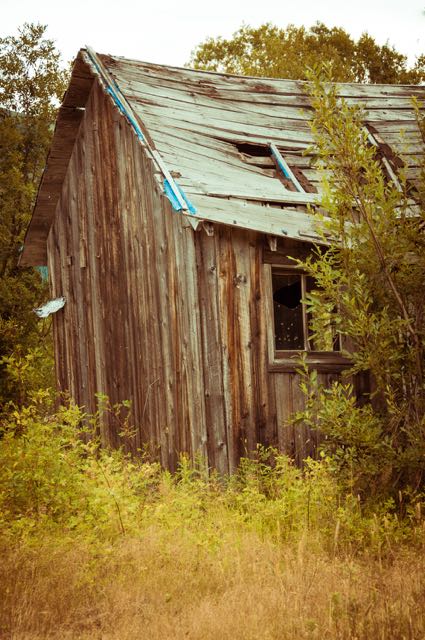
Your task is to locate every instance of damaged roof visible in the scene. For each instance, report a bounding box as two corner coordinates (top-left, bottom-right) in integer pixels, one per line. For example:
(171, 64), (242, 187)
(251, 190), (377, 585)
(21, 48), (425, 265)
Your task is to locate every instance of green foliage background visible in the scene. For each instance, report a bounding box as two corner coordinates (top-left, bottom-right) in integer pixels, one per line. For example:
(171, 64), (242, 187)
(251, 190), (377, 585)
(0, 23), (68, 410)
(190, 22), (425, 83)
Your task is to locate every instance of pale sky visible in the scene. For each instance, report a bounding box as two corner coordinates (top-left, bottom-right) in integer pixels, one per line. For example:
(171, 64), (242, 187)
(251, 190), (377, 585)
(2, 0), (425, 69)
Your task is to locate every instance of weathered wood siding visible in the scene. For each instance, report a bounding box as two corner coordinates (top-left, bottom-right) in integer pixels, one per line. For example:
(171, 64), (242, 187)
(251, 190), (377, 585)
(195, 227), (270, 472)
(47, 80), (207, 469)
(194, 228), (365, 471)
(47, 78), (368, 473)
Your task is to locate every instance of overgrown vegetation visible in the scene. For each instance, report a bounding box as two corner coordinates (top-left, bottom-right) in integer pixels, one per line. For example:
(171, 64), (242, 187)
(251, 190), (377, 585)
(1, 399), (424, 638)
(286, 69), (425, 500)
(191, 26), (425, 501)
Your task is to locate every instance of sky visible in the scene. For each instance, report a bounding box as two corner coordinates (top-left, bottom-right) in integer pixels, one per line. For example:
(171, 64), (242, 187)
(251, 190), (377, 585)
(2, 0), (425, 69)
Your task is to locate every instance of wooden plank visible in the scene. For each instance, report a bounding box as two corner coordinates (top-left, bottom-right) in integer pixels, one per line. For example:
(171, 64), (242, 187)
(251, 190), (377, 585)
(233, 230), (257, 457)
(194, 231), (230, 473)
(180, 194), (328, 243)
(258, 263), (278, 449)
(140, 156), (172, 466)
(130, 107), (315, 147)
(113, 101), (144, 452)
(248, 236), (274, 450)
(123, 78), (422, 126)
(177, 219), (208, 463)
(131, 98), (313, 134)
(69, 125), (90, 412)
(152, 131), (277, 177)
(130, 84), (311, 121)
(47, 209), (68, 398)
(84, 85), (108, 428)
(215, 228), (238, 470)
(186, 185), (317, 206)
(21, 106), (87, 265)
(135, 148), (168, 462)
(110, 56), (425, 99)
(130, 76), (422, 122)
(123, 74), (424, 109)
(274, 373), (295, 457)
(154, 150), (283, 192)
(93, 80), (122, 447)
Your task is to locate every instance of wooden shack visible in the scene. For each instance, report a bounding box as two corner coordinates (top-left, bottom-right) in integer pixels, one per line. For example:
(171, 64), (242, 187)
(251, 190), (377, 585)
(21, 49), (425, 472)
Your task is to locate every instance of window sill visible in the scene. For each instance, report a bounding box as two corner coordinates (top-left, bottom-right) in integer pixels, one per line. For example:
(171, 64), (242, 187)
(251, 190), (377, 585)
(269, 351), (352, 373)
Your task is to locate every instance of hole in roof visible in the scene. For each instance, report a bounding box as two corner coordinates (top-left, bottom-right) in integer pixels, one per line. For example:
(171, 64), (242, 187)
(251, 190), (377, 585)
(235, 141), (270, 157)
(365, 123), (416, 197)
(215, 137), (319, 194)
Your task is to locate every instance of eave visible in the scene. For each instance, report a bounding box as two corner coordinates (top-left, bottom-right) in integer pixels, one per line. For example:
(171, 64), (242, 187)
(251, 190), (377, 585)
(20, 52), (95, 266)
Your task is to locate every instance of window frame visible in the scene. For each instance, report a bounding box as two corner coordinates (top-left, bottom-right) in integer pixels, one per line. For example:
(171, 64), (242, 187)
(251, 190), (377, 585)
(264, 263), (351, 372)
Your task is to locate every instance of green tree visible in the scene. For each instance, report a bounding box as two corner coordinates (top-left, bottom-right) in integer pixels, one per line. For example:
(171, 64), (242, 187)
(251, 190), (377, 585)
(0, 23), (68, 408)
(190, 23), (425, 84)
(292, 69), (425, 495)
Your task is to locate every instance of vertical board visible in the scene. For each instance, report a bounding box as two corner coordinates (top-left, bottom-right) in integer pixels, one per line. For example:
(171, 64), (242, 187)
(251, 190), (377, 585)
(195, 231), (229, 472)
(212, 227), (277, 470)
(47, 80), (207, 468)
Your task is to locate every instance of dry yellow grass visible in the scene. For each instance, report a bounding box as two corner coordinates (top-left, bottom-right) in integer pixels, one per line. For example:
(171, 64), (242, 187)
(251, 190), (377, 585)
(1, 527), (424, 640)
(1, 407), (424, 639)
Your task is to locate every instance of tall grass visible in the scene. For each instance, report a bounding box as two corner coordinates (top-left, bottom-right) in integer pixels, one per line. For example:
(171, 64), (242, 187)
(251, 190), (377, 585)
(2, 532), (424, 639)
(1, 400), (424, 638)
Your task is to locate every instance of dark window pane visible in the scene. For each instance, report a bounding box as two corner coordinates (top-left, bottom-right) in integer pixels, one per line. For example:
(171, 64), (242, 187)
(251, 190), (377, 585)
(272, 273), (304, 350)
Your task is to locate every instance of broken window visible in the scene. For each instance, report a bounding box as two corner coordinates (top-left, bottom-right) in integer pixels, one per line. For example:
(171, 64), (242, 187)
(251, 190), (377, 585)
(273, 272), (304, 350)
(272, 268), (340, 353)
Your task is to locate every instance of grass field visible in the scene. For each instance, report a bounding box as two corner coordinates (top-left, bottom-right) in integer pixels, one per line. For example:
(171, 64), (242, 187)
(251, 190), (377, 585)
(2, 522), (424, 639)
(1, 405), (424, 639)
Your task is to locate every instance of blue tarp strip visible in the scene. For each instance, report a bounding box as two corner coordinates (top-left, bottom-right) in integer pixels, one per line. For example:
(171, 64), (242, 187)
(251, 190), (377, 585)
(270, 146), (291, 179)
(106, 87), (145, 142)
(86, 50), (195, 214)
(86, 48), (145, 142)
(163, 179), (197, 214)
(36, 266), (49, 282)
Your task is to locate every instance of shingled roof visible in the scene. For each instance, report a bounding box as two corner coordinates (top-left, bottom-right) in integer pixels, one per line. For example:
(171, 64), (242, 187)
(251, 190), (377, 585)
(21, 48), (425, 265)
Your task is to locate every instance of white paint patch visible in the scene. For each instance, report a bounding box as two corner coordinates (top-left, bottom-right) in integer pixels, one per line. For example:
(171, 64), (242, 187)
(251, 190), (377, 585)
(34, 296), (66, 318)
